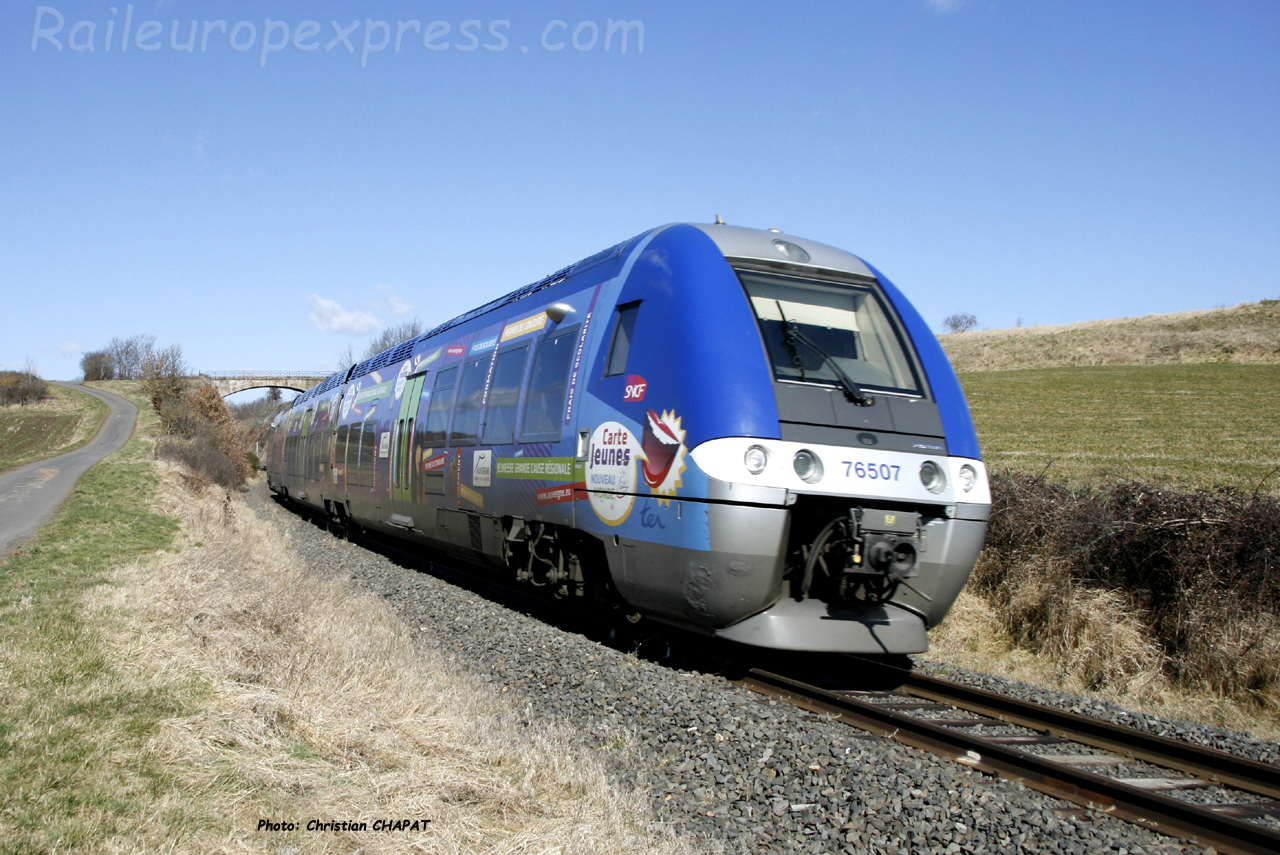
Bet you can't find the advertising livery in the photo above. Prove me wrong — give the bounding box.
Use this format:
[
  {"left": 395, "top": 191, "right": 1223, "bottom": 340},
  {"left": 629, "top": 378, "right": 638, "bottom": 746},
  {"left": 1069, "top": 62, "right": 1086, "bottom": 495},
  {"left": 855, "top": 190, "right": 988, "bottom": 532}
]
[{"left": 267, "top": 223, "right": 990, "bottom": 653}]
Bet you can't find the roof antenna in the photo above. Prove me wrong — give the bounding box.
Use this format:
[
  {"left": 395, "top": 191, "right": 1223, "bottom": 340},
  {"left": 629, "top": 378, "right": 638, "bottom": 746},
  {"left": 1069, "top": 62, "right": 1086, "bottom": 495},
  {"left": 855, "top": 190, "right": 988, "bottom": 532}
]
[{"left": 714, "top": 214, "right": 725, "bottom": 225}]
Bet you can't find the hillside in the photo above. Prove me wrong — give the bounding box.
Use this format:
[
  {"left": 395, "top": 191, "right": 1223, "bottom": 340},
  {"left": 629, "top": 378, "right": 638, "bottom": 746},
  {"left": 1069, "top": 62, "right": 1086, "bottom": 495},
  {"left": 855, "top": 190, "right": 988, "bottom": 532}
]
[
  {"left": 0, "top": 384, "right": 108, "bottom": 474},
  {"left": 939, "top": 300, "right": 1280, "bottom": 373}
]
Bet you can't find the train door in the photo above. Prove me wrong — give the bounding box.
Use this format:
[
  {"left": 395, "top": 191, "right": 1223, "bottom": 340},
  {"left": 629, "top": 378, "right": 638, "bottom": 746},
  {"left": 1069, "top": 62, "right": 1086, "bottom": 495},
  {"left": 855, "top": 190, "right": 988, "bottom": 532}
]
[
  {"left": 300, "top": 409, "right": 314, "bottom": 488},
  {"left": 391, "top": 373, "right": 426, "bottom": 527}
]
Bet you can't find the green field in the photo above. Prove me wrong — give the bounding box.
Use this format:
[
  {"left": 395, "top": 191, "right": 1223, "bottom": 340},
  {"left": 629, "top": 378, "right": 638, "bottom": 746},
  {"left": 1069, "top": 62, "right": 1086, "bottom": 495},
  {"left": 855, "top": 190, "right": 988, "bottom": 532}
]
[
  {"left": 960, "top": 363, "right": 1280, "bottom": 492},
  {"left": 0, "top": 383, "right": 198, "bottom": 850},
  {"left": 0, "top": 385, "right": 109, "bottom": 474}
]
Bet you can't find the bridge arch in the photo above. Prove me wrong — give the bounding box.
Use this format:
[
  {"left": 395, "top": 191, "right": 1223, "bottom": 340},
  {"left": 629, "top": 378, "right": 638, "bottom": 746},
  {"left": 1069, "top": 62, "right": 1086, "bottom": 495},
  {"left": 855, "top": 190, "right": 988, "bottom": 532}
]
[{"left": 196, "top": 372, "right": 331, "bottom": 398}]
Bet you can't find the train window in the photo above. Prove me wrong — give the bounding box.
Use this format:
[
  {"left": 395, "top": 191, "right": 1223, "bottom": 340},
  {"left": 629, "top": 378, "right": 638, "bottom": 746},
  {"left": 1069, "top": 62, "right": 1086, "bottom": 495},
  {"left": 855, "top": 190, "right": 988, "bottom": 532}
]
[
  {"left": 520, "top": 327, "right": 578, "bottom": 442},
  {"left": 351, "top": 423, "right": 361, "bottom": 486},
  {"left": 449, "top": 357, "right": 491, "bottom": 447},
  {"left": 421, "top": 367, "right": 457, "bottom": 445},
  {"left": 737, "top": 270, "right": 921, "bottom": 395},
  {"left": 481, "top": 346, "right": 529, "bottom": 445},
  {"left": 356, "top": 418, "right": 376, "bottom": 486},
  {"left": 604, "top": 303, "right": 640, "bottom": 376},
  {"left": 336, "top": 424, "right": 349, "bottom": 478}
]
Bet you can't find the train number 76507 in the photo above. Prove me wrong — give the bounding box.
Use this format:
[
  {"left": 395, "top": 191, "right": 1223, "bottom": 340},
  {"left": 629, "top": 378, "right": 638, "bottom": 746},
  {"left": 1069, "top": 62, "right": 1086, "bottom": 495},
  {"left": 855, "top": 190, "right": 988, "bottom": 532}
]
[{"left": 841, "top": 461, "right": 901, "bottom": 481}]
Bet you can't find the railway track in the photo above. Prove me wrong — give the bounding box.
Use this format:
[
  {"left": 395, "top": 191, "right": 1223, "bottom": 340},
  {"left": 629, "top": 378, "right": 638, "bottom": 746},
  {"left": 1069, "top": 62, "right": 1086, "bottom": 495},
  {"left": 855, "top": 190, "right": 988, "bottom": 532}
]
[
  {"left": 281, "top": 497, "right": 1280, "bottom": 854},
  {"left": 739, "top": 665, "right": 1280, "bottom": 855}
]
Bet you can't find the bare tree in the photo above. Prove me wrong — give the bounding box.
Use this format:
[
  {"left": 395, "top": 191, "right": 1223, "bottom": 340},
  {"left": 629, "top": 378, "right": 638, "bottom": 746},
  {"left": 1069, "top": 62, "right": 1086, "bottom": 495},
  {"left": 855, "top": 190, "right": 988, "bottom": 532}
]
[
  {"left": 335, "top": 342, "right": 356, "bottom": 372},
  {"left": 105, "top": 334, "right": 156, "bottom": 379},
  {"left": 361, "top": 319, "right": 424, "bottom": 361},
  {"left": 266, "top": 386, "right": 282, "bottom": 403},
  {"left": 80, "top": 350, "right": 116, "bottom": 381},
  {"left": 139, "top": 343, "right": 189, "bottom": 412},
  {"left": 942, "top": 312, "right": 978, "bottom": 334}
]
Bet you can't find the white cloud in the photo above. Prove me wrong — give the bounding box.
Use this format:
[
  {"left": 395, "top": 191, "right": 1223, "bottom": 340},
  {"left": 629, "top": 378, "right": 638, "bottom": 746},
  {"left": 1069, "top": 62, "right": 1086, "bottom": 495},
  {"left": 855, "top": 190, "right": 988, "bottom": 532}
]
[
  {"left": 378, "top": 285, "right": 415, "bottom": 318},
  {"left": 58, "top": 341, "right": 80, "bottom": 354},
  {"left": 927, "top": 0, "right": 965, "bottom": 13},
  {"left": 307, "top": 295, "right": 380, "bottom": 335},
  {"left": 387, "top": 294, "right": 414, "bottom": 317}
]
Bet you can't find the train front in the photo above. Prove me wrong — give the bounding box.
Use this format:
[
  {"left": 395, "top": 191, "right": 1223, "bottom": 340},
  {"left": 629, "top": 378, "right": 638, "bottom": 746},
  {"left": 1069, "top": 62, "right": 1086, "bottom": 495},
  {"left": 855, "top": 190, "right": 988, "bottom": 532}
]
[{"left": 600, "top": 223, "right": 989, "bottom": 654}]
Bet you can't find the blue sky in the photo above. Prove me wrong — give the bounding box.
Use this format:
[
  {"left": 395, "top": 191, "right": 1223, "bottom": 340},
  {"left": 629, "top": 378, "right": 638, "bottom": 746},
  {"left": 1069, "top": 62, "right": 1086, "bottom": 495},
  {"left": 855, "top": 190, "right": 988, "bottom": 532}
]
[{"left": 3, "top": 1, "right": 1277, "bottom": 381}]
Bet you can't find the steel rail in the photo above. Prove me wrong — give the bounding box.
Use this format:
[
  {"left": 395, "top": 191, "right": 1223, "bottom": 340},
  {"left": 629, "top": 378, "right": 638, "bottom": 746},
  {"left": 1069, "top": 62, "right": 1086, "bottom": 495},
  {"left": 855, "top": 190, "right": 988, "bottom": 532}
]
[
  {"left": 739, "top": 668, "right": 1280, "bottom": 855},
  {"left": 872, "top": 665, "right": 1280, "bottom": 801}
]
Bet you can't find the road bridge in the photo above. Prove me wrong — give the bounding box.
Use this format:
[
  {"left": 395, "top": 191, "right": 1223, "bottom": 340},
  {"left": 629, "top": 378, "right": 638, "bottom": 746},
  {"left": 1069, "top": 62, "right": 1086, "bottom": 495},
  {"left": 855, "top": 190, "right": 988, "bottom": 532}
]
[{"left": 196, "top": 371, "right": 332, "bottom": 397}]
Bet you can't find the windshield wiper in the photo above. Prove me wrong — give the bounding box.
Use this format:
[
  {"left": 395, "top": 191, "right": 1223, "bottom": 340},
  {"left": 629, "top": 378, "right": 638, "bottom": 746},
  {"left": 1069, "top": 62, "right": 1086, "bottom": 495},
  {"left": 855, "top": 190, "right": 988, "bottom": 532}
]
[{"left": 776, "top": 303, "right": 876, "bottom": 407}]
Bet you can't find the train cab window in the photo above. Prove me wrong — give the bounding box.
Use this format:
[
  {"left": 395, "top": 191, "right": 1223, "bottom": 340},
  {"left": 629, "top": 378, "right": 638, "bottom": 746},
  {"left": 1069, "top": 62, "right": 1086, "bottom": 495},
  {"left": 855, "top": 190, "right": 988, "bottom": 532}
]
[
  {"left": 481, "top": 346, "right": 529, "bottom": 445},
  {"left": 421, "top": 367, "right": 457, "bottom": 445},
  {"left": 520, "top": 327, "right": 578, "bottom": 442},
  {"left": 737, "top": 270, "right": 921, "bottom": 395},
  {"left": 449, "top": 357, "right": 491, "bottom": 447},
  {"left": 604, "top": 303, "right": 640, "bottom": 376}
]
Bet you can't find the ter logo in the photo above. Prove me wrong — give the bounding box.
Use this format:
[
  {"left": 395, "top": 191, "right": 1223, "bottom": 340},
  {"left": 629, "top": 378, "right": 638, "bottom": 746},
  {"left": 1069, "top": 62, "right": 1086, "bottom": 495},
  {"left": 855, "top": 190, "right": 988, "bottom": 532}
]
[{"left": 623, "top": 374, "right": 647, "bottom": 402}]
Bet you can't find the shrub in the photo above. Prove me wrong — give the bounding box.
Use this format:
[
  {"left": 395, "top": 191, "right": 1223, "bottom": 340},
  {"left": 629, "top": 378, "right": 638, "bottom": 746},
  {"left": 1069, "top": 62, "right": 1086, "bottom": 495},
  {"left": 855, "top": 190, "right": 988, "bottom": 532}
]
[
  {"left": 942, "top": 312, "right": 978, "bottom": 334},
  {"left": 973, "top": 469, "right": 1280, "bottom": 697},
  {"left": 139, "top": 344, "right": 189, "bottom": 412},
  {"left": 80, "top": 350, "right": 116, "bottom": 381},
  {"left": 152, "top": 380, "right": 250, "bottom": 490},
  {"left": 0, "top": 362, "right": 48, "bottom": 406},
  {"left": 156, "top": 436, "right": 241, "bottom": 490}
]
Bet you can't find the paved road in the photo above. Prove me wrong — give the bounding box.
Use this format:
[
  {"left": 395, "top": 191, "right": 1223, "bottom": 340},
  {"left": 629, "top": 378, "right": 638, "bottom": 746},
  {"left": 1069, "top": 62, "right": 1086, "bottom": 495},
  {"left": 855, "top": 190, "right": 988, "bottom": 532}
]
[{"left": 0, "top": 382, "right": 137, "bottom": 560}]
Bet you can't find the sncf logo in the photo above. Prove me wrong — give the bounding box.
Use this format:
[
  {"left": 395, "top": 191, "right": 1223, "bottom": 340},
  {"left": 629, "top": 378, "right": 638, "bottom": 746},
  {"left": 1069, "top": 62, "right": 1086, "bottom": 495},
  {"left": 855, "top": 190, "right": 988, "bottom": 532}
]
[{"left": 623, "top": 374, "right": 647, "bottom": 402}]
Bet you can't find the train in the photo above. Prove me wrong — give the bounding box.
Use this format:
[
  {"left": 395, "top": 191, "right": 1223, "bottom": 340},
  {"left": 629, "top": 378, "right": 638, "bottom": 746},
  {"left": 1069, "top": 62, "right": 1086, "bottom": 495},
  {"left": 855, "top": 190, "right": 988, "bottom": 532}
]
[{"left": 265, "top": 222, "right": 990, "bottom": 653}]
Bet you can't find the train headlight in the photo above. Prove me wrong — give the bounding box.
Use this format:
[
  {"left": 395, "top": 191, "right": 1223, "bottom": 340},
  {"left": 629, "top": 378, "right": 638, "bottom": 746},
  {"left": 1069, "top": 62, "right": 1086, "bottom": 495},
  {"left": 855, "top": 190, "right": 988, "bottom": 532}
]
[
  {"left": 793, "top": 449, "right": 824, "bottom": 483},
  {"left": 958, "top": 464, "right": 978, "bottom": 493},
  {"left": 920, "top": 460, "right": 947, "bottom": 493},
  {"left": 744, "top": 445, "right": 769, "bottom": 475}
]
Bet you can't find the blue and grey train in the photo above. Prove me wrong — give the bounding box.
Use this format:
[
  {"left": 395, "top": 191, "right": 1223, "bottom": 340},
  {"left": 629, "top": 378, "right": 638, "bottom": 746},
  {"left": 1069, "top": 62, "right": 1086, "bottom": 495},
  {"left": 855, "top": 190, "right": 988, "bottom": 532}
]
[{"left": 265, "top": 223, "right": 990, "bottom": 653}]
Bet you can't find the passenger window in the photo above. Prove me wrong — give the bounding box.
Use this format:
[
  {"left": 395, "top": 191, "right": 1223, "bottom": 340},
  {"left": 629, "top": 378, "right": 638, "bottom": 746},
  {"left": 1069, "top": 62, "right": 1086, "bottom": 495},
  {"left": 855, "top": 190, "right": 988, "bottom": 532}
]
[
  {"left": 421, "top": 367, "right": 457, "bottom": 445},
  {"left": 358, "top": 419, "right": 377, "bottom": 486},
  {"left": 368, "top": 420, "right": 380, "bottom": 483},
  {"left": 604, "top": 303, "right": 640, "bottom": 376},
  {"left": 336, "top": 424, "right": 349, "bottom": 477},
  {"left": 351, "top": 424, "right": 363, "bottom": 485},
  {"left": 449, "top": 357, "right": 491, "bottom": 446},
  {"left": 520, "top": 328, "right": 578, "bottom": 441},
  {"left": 481, "top": 346, "right": 529, "bottom": 445}
]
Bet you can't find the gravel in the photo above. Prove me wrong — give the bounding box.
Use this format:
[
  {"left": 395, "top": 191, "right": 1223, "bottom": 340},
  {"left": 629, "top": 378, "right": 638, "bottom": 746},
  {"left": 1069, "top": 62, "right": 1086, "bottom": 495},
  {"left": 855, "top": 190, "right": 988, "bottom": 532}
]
[
  {"left": 248, "top": 485, "right": 1236, "bottom": 854},
  {"left": 912, "top": 660, "right": 1280, "bottom": 767}
]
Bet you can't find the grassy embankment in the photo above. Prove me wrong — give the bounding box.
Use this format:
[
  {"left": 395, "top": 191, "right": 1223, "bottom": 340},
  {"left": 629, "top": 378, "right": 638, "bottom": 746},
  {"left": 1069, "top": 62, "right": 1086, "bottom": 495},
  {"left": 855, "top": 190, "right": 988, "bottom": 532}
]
[
  {"left": 964, "top": 363, "right": 1280, "bottom": 492},
  {"left": 1, "top": 381, "right": 680, "bottom": 854},
  {"left": 0, "top": 383, "right": 109, "bottom": 473},
  {"left": 943, "top": 299, "right": 1280, "bottom": 374},
  {"left": 930, "top": 302, "right": 1280, "bottom": 736}
]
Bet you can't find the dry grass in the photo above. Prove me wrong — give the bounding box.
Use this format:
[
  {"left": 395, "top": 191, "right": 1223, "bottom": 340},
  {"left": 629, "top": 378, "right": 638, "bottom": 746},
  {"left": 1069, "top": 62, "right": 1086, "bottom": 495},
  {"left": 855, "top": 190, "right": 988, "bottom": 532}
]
[
  {"left": 940, "top": 299, "right": 1280, "bottom": 373},
  {"left": 83, "top": 466, "right": 687, "bottom": 854},
  {"left": 928, "top": 304, "right": 1280, "bottom": 738},
  {"left": 929, "top": 468, "right": 1280, "bottom": 742},
  {"left": 929, "top": 590, "right": 1280, "bottom": 742}
]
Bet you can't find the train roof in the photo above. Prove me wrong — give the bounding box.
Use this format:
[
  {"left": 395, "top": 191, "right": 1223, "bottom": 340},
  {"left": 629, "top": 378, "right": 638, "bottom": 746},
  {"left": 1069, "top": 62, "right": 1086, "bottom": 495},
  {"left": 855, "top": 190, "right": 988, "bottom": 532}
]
[
  {"left": 690, "top": 223, "right": 876, "bottom": 279},
  {"left": 296, "top": 222, "right": 876, "bottom": 407}
]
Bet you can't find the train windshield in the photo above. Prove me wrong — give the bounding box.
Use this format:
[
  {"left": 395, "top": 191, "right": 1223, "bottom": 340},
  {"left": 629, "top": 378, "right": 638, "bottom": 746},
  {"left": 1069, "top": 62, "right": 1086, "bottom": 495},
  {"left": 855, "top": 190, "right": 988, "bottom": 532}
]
[{"left": 737, "top": 270, "right": 921, "bottom": 395}]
